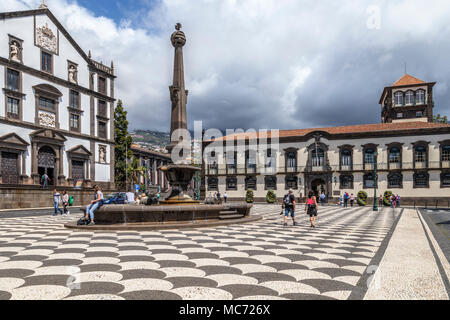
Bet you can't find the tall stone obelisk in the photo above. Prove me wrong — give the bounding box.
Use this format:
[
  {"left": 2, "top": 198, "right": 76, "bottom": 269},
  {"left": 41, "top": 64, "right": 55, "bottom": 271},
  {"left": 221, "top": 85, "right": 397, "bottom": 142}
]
[{"left": 167, "top": 23, "right": 189, "bottom": 154}]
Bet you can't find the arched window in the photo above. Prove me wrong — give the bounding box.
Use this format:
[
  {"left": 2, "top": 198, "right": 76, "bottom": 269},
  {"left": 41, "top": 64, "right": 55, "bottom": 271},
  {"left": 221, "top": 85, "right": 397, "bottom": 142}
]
[
  {"left": 207, "top": 177, "right": 218, "bottom": 191},
  {"left": 364, "top": 148, "right": 375, "bottom": 164},
  {"left": 285, "top": 175, "right": 298, "bottom": 190},
  {"left": 245, "top": 176, "right": 257, "bottom": 190},
  {"left": 364, "top": 173, "right": 377, "bottom": 188},
  {"left": 388, "top": 173, "right": 403, "bottom": 188},
  {"left": 441, "top": 173, "right": 450, "bottom": 187},
  {"left": 286, "top": 152, "right": 297, "bottom": 169},
  {"left": 312, "top": 149, "right": 324, "bottom": 167},
  {"left": 405, "top": 91, "right": 414, "bottom": 105},
  {"left": 266, "top": 149, "right": 276, "bottom": 168},
  {"left": 246, "top": 151, "right": 257, "bottom": 173},
  {"left": 226, "top": 152, "right": 236, "bottom": 174},
  {"left": 389, "top": 147, "right": 401, "bottom": 163},
  {"left": 442, "top": 145, "right": 450, "bottom": 162},
  {"left": 394, "top": 92, "right": 404, "bottom": 106},
  {"left": 415, "top": 146, "right": 427, "bottom": 163},
  {"left": 340, "top": 175, "right": 353, "bottom": 189},
  {"left": 226, "top": 177, "right": 237, "bottom": 190},
  {"left": 416, "top": 90, "right": 425, "bottom": 105},
  {"left": 414, "top": 172, "right": 429, "bottom": 188},
  {"left": 341, "top": 149, "right": 352, "bottom": 167}
]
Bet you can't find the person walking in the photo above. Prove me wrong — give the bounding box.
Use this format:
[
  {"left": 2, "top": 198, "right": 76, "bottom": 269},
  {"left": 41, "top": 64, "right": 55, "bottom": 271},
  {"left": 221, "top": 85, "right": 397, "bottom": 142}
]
[
  {"left": 350, "top": 193, "right": 355, "bottom": 207},
  {"left": 343, "top": 192, "right": 349, "bottom": 208},
  {"left": 42, "top": 173, "right": 50, "bottom": 188},
  {"left": 223, "top": 192, "right": 228, "bottom": 203},
  {"left": 320, "top": 192, "right": 326, "bottom": 206},
  {"left": 305, "top": 191, "right": 318, "bottom": 228},
  {"left": 216, "top": 191, "right": 222, "bottom": 204},
  {"left": 283, "top": 189, "right": 297, "bottom": 227},
  {"left": 53, "top": 189, "right": 63, "bottom": 216},
  {"left": 379, "top": 195, "right": 384, "bottom": 207},
  {"left": 62, "top": 190, "right": 70, "bottom": 215},
  {"left": 396, "top": 194, "right": 401, "bottom": 208},
  {"left": 391, "top": 194, "right": 396, "bottom": 208},
  {"left": 87, "top": 185, "right": 104, "bottom": 226}
]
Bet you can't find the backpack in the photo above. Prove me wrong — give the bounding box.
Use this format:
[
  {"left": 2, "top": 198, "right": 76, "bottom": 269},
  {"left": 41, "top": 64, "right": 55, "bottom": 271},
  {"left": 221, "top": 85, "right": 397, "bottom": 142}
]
[
  {"left": 284, "top": 194, "right": 293, "bottom": 206},
  {"left": 68, "top": 196, "right": 74, "bottom": 206},
  {"left": 77, "top": 217, "right": 90, "bottom": 226}
]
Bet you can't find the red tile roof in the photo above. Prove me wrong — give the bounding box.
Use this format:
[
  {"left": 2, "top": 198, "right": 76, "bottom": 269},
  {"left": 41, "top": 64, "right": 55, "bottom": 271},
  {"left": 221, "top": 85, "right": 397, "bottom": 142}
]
[
  {"left": 131, "top": 144, "right": 171, "bottom": 159},
  {"left": 211, "top": 121, "right": 450, "bottom": 141},
  {"left": 393, "top": 74, "right": 426, "bottom": 87}
]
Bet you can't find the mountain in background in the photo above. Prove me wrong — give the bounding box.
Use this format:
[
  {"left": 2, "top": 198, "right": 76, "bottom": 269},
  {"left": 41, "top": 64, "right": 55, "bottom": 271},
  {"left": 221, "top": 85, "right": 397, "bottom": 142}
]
[{"left": 131, "top": 130, "right": 170, "bottom": 151}]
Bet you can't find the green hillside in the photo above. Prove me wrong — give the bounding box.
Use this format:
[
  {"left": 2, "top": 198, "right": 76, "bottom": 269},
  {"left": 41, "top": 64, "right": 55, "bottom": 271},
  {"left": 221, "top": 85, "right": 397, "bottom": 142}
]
[{"left": 131, "top": 130, "right": 170, "bottom": 147}]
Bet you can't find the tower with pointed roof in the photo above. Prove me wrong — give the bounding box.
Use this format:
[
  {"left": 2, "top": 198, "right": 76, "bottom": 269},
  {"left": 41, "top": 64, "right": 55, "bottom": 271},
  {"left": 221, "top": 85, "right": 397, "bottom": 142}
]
[{"left": 379, "top": 74, "right": 436, "bottom": 123}]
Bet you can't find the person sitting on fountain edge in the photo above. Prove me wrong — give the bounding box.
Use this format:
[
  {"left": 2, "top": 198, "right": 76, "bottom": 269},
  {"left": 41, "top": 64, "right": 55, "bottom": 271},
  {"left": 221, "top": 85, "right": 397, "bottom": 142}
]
[{"left": 86, "top": 185, "right": 104, "bottom": 226}]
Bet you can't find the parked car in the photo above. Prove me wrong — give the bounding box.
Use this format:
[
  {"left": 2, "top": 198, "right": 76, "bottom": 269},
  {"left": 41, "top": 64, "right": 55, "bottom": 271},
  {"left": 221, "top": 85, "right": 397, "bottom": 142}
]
[{"left": 103, "top": 192, "right": 127, "bottom": 205}]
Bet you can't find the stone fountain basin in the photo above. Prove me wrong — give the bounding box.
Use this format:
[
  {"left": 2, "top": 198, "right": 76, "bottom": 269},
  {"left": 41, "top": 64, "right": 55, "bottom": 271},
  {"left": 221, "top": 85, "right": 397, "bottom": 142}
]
[{"left": 78, "top": 203, "right": 252, "bottom": 225}]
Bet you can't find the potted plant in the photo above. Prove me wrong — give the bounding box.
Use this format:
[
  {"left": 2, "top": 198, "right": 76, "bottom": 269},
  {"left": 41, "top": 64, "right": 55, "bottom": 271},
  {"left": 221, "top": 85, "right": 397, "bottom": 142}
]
[
  {"left": 383, "top": 190, "right": 393, "bottom": 206},
  {"left": 357, "top": 191, "right": 368, "bottom": 206},
  {"left": 266, "top": 190, "right": 277, "bottom": 204},
  {"left": 246, "top": 190, "right": 254, "bottom": 203}
]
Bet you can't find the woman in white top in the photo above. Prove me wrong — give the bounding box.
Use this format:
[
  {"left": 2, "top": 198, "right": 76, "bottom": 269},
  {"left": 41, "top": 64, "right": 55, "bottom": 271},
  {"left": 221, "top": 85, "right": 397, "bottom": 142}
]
[{"left": 62, "top": 190, "right": 70, "bottom": 215}]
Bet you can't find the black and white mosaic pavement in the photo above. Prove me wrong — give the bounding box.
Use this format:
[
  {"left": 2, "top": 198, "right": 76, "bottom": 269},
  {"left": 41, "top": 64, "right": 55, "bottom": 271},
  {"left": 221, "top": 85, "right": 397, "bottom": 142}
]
[{"left": 0, "top": 205, "right": 401, "bottom": 300}]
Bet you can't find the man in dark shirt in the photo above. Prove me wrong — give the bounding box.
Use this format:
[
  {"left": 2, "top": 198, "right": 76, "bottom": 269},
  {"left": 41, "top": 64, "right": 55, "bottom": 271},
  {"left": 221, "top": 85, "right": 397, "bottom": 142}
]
[{"left": 283, "top": 189, "right": 297, "bottom": 227}]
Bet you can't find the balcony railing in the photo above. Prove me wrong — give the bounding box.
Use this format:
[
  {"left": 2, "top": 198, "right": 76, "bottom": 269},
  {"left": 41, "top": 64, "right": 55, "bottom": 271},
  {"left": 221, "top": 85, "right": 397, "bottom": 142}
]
[{"left": 204, "top": 161, "right": 445, "bottom": 175}]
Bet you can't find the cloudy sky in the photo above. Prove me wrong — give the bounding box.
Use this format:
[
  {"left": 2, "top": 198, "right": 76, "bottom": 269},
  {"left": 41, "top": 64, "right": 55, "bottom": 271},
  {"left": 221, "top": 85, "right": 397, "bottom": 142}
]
[{"left": 2, "top": 0, "right": 450, "bottom": 132}]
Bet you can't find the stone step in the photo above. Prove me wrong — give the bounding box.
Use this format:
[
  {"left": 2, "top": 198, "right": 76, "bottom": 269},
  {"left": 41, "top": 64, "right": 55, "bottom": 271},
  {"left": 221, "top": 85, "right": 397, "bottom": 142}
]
[
  {"left": 219, "top": 214, "right": 245, "bottom": 220},
  {"left": 220, "top": 210, "right": 238, "bottom": 215}
]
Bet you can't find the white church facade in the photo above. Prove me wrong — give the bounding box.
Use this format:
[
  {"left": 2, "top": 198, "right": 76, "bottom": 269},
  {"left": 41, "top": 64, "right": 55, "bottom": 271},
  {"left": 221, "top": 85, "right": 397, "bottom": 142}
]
[{"left": 0, "top": 5, "right": 115, "bottom": 190}]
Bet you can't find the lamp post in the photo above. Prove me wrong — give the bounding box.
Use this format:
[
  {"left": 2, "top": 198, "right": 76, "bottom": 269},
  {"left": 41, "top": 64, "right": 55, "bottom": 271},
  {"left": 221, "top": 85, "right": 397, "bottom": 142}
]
[{"left": 373, "top": 151, "right": 378, "bottom": 212}]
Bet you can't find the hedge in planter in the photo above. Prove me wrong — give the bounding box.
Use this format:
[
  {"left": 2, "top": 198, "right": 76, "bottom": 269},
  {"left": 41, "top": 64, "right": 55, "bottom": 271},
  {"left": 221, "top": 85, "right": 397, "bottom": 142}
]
[
  {"left": 357, "top": 191, "right": 368, "bottom": 206},
  {"left": 383, "top": 190, "right": 393, "bottom": 206},
  {"left": 266, "top": 190, "right": 277, "bottom": 204},
  {"left": 246, "top": 190, "right": 254, "bottom": 203}
]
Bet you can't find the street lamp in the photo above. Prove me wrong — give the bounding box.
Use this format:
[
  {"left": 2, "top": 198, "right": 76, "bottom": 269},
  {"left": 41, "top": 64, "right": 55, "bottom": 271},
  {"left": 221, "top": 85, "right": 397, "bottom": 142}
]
[{"left": 373, "top": 151, "right": 378, "bottom": 212}]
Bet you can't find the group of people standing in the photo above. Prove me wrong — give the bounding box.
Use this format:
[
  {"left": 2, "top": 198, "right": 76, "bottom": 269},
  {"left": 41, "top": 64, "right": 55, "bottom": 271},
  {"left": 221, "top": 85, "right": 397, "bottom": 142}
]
[
  {"left": 379, "top": 194, "right": 401, "bottom": 208},
  {"left": 208, "top": 191, "right": 228, "bottom": 204},
  {"left": 338, "top": 192, "right": 356, "bottom": 208},
  {"left": 52, "top": 189, "right": 71, "bottom": 216}
]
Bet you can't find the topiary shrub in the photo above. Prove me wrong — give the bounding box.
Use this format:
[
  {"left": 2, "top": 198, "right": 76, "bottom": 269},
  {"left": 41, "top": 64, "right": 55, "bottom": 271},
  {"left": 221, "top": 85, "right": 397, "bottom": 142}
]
[
  {"left": 383, "top": 190, "right": 393, "bottom": 206},
  {"left": 266, "top": 190, "right": 277, "bottom": 204},
  {"left": 246, "top": 190, "right": 254, "bottom": 203},
  {"left": 357, "top": 191, "right": 368, "bottom": 206}
]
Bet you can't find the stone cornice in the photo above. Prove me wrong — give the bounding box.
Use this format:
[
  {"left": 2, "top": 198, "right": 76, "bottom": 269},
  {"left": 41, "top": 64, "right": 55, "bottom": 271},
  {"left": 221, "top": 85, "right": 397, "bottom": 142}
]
[{"left": 0, "top": 117, "right": 114, "bottom": 145}]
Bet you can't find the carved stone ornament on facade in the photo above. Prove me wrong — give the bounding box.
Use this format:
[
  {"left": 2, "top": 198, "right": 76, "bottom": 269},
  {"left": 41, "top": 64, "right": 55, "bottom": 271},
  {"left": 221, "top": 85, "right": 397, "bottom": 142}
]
[
  {"left": 10, "top": 41, "right": 21, "bottom": 62},
  {"left": 38, "top": 110, "right": 56, "bottom": 128},
  {"left": 36, "top": 23, "right": 57, "bottom": 54},
  {"left": 68, "top": 65, "right": 77, "bottom": 83},
  {"left": 99, "top": 145, "right": 107, "bottom": 164}
]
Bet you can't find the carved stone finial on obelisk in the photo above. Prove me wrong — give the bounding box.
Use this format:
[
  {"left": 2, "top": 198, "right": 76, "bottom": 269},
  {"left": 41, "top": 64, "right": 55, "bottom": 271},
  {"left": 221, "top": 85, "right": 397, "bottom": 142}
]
[{"left": 167, "top": 23, "right": 188, "bottom": 154}]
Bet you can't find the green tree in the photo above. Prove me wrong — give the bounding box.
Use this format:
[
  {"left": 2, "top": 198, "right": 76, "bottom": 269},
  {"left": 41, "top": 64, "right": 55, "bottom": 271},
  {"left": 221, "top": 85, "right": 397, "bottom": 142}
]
[
  {"left": 127, "top": 156, "right": 145, "bottom": 188},
  {"left": 433, "top": 114, "right": 448, "bottom": 124},
  {"left": 114, "top": 99, "right": 133, "bottom": 190}
]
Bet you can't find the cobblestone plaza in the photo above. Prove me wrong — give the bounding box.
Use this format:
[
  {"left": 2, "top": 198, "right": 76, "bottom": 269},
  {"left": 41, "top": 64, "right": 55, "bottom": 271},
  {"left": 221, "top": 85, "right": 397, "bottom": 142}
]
[{"left": 0, "top": 205, "right": 448, "bottom": 300}]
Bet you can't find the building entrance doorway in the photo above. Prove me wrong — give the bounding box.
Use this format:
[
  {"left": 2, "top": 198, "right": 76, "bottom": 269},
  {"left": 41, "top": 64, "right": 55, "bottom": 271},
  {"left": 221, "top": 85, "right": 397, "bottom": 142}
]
[
  {"left": 1, "top": 152, "right": 19, "bottom": 184},
  {"left": 38, "top": 146, "right": 56, "bottom": 186},
  {"left": 311, "top": 178, "right": 326, "bottom": 199}
]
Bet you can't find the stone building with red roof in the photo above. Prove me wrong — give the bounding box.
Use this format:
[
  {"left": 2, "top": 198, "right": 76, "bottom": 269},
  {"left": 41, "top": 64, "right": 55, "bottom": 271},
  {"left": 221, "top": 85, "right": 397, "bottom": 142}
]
[{"left": 202, "top": 74, "right": 450, "bottom": 205}]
